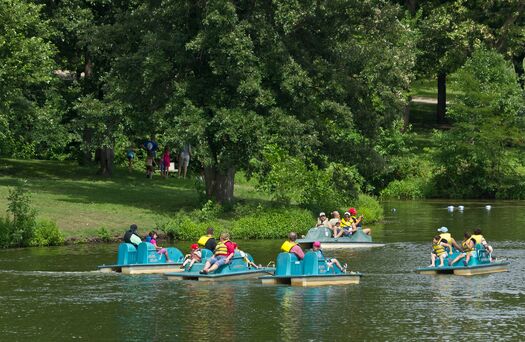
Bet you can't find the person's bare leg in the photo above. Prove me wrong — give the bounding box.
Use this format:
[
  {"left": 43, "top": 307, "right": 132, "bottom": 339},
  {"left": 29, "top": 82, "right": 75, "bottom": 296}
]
[
  {"left": 202, "top": 260, "right": 212, "bottom": 272},
  {"left": 438, "top": 254, "right": 445, "bottom": 267},
  {"left": 183, "top": 162, "right": 188, "bottom": 178},
  {"left": 363, "top": 228, "right": 371, "bottom": 235},
  {"left": 332, "top": 258, "right": 344, "bottom": 271},
  {"left": 207, "top": 262, "right": 220, "bottom": 273},
  {"left": 430, "top": 253, "right": 436, "bottom": 267}
]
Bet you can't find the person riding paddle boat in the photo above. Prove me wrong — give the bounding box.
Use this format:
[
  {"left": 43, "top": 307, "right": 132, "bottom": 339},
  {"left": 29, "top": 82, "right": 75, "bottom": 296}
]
[
  {"left": 348, "top": 207, "right": 372, "bottom": 236},
  {"left": 448, "top": 232, "right": 475, "bottom": 266},
  {"left": 436, "top": 226, "right": 462, "bottom": 251},
  {"left": 200, "top": 232, "right": 235, "bottom": 274},
  {"left": 197, "top": 227, "right": 217, "bottom": 251},
  {"left": 471, "top": 228, "right": 494, "bottom": 254},
  {"left": 123, "top": 224, "right": 142, "bottom": 247},
  {"left": 281, "top": 232, "right": 305, "bottom": 260},
  {"left": 430, "top": 235, "right": 452, "bottom": 268},
  {"left": 312, "top": 241, "right": 346, "bottom": 273}
]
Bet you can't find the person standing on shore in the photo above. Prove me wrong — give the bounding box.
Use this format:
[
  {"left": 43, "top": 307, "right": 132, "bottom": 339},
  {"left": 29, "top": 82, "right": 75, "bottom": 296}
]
[{"left": 178, "top": 143, "right": 192, "bottom": 178}]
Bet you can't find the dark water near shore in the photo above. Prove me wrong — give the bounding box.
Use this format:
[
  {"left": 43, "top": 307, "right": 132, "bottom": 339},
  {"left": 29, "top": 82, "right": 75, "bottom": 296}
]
[{"left": 1, "top": 200, "right": 524, "bottom": 341}]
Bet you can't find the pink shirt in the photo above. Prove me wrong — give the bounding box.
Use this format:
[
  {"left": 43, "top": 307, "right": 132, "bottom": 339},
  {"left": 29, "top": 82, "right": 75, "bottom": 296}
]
[
  {"left": 163, "top": 152, "right": 170, "bottom": 166},
  {"left": 290, "top": 245, "right": 305, "bottom": 260}
]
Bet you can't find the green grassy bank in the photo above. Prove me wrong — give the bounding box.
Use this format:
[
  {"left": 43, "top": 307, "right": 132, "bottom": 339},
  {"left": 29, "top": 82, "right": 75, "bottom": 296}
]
[{"left": 0, "top": 159, "right": 381, "bottom": 243}]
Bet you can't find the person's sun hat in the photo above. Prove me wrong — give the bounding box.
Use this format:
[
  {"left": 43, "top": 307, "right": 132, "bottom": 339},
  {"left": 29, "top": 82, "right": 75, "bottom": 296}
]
[
  {"left": 319, "top": 212, "right": 326, "bottom": 217},
  {"left": 437, "top": 227, "right": 448, "bottom": 233},
  {"left": 313, "top": 241, "right": 321, "bottom": 247},
  {"left": 348, "top": 208, "right": 357, "bottom": 216},
  {"left": 343, "top": 212, "right": 350, "bottom": 216},
  {"left": 191, "top": 243, "right": 199, "bottom": 249}
]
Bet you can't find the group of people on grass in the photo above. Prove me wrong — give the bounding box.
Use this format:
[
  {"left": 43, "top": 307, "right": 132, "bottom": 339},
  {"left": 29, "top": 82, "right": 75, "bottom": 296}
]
[
  {"left": 126, "top": 136, "right": 192, "bottom": 179},
  {"left": 316, "top": 208, "right": 372, "bottom": 237},
  {"left": 281, "top": 232, "right": 348, "bottom": 273},
  {"left": 430, "top": 226, "right": 494, "bottom": 268}
]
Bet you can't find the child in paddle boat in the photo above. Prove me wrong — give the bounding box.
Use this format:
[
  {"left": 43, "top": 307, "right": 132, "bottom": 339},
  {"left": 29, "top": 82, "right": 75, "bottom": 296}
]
[
  {"left": 149, "top": 231, "right": 172, "bottom": 263},
  {"left": 430, "top": 235, "right": 452, "bottom": 268},
  {"left": 448, "top": 232, "right": 475, "bottom": 267},
  {"left": 312, "top": 241, "right": 347, "bottom": 273},
  {"left": 334, "top": 212, "right": 355, "bottom": 238},
  {"left": 348, "top": 207, "right": 372, "bottom": 236},
  {"left": 236, "top": 246, "right": 260, "bottom": 269},
  {"left": 181, "top": 243, "right": 202, "bottom": 270}
]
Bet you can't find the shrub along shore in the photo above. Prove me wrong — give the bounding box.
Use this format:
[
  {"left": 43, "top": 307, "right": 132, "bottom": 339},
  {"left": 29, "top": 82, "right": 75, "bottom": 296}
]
[{"left": 0, "top": 159, "right": 383, "bottom": 247}]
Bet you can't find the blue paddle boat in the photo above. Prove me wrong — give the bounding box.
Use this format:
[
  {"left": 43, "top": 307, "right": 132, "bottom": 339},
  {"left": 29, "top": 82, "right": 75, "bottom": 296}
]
[
  {"left": 415, "top": 244, "right": 509, "bottom": 276},
  {"left": 98, "top": 242, "right": 184, "bottom": 274},
  {"left": 260, "top": 251, "right": 362, "bottom": 286},
  {"left": 297, "top": 227, "right": 385, "bottom": 249},
  {"left": 164, "top": 249, "right": 274, "bottom": 281}
]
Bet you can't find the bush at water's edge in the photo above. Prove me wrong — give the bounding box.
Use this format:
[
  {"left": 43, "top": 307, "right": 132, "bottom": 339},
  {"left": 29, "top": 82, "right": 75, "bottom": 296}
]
[{"left": 156, "top": 195, "right": 383, "bottom": 241}]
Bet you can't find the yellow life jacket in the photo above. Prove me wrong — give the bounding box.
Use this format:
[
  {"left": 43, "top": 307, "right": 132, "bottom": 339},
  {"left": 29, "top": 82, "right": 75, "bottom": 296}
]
[
  {"left": 471, "top": 234, "right": 484, "bottom": 244},
  {"left": 214, "top": 240, "right": 230, "bottom": 256},
  {"left": 197, "top": 235, "right": 212, "bottom": 248},
  {"left": 462, "top": 238, "right": 474, "bottom": 253},
  {"left": 432, "top": 243, "right": 446, "bottom": 256},
  {"left": 341, "top": 218, "right": 353, "bottom": 228},
  {"left": 438, "top": 233, "right": 452, "bottom": 244},
  {"left": 281, "top": 240, "right": 297, "bottom": 252}
]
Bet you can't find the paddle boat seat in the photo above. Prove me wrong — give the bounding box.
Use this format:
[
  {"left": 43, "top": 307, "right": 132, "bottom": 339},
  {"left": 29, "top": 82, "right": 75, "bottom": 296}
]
[
  {"left": 303, "top": 251, "right": 338, "bottom": 275},
  {"left": 117, "top": 243, "right": 138, "bottom": 265},
  {"left": 274, "top": 253, "right": 302, "bottom": 276},
  {"left": 474, "top": 243, "right": 491, "bottom": 263}
]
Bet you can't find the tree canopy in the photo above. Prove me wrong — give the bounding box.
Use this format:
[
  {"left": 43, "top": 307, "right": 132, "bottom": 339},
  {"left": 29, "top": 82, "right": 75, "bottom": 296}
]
[{"left": 1, "top": 0, "right": 525, "bottom": 202}]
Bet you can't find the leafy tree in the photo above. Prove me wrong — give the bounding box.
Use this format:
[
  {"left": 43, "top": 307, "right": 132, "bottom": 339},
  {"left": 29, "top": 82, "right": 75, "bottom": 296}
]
[
  {"left": 106, "top": 0, "right": 416, "bottom": 203},
  {"left": 398, "top": 0, "right": 525, "bottom": 123},
  {"left": 0, "top": 0, "right": 63, "bottom": 158},
  {"left": 432, "top": 49, "right": 525, "bottom": 198}
]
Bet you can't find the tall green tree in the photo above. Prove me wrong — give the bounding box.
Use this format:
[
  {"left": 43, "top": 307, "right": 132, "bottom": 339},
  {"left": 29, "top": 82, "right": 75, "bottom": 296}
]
[
  {"left": 432, "top": 49, "right": 525, "bottom": 198},
  {"left": 0, "top": 0, "right": 62, "bottom": 158},
  {"left": 107, "top": 0, "right": 416, "bottom": 203}
]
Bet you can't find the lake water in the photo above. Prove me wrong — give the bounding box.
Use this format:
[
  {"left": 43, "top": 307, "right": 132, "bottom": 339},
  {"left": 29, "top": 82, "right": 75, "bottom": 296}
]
[{"left": 1, "top": 200, "right": 524, "bottom": 341}]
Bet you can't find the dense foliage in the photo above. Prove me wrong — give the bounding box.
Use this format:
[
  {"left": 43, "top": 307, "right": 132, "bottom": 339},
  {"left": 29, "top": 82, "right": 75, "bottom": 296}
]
[{"left": 1, "top": 0, "right": 525, "bottom": 203}]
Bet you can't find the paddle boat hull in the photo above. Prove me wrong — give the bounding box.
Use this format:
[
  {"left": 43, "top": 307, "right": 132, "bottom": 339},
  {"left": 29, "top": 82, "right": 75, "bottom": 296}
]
[
  {"left": 297, "top": 227, "right": 385, "bottom": 249},
  {"left": 165, "top": 249, "right": 274, "bottom": 282},
  {"left": 415, "top": 244, "right": 510, "bottom": 276},
  {"left": 260, "top": 251, "right": 363, "bottom": 287},
  {"left": 98, "top": 242, "right": 184, "bottom": 275}
]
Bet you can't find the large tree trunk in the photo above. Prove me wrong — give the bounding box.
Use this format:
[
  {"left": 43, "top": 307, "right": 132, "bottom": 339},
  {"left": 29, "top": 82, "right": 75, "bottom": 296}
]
[
  {"left": 437, "top": 72, "right": 447, "bottom": 124},
  {"left": 405, "top": 0, "right": 418, "bottom": 15},
  {"left": 96, "top": 147, "right": 114, "bottom": 176},
  {"left": 204, "top": 166, "right": 235, "bottom": 204}
]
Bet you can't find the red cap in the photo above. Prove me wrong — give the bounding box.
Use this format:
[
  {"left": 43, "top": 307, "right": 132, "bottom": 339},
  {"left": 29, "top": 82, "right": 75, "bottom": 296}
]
[
  {"left": 349, "top": 208, "right": 357, "bottom": 215},
  {"left": 191, "top": 243, "right": 199, "bottom": 250}
]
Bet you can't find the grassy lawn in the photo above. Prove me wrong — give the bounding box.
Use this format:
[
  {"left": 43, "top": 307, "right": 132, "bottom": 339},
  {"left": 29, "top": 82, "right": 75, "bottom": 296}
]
[
  {"left": 0, "top": 159, "right": 263, "bottom": 239},
  {"left": 410, "top": 75, "right": 462, "bottom": 101}
]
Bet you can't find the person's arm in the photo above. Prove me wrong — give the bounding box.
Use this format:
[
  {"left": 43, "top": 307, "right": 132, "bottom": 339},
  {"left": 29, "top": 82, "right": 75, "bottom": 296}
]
[{"left": 441, "top": 242, "right": 453, "bottom": 254}]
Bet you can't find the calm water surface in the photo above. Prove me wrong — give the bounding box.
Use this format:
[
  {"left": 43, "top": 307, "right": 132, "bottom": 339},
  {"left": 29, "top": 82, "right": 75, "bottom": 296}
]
[{"left": 1, "top": 200, "right": 524, "bottom": 341}]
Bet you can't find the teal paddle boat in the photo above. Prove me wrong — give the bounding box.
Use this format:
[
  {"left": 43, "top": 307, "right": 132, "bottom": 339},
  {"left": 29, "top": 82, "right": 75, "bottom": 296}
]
[
  {"left": 260, "top": 251, "right": 362, "bottom": 286},
  {"left": 164, "top": 249, "right": 274, "bottom": 281},
  {"left": 297, "top": 227, "right": 385, "bottom": 249},
  {"left": 98, "top": 242, "right": 184, "bottom": 274},
  {"left": 415, "top": 244, "right": 509, "bottom": 276}
]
